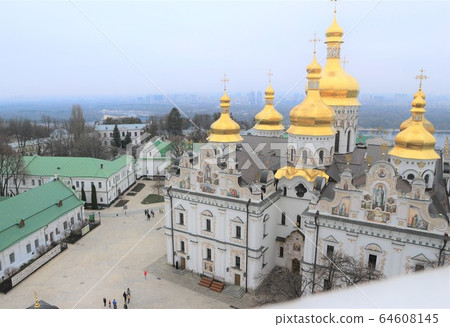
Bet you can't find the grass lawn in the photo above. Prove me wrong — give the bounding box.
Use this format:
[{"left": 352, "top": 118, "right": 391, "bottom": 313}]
[{"left": 141, "top": 194, "right": 164, "bottom": 204}]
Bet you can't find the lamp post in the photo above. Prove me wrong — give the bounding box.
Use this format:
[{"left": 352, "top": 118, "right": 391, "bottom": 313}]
[
  {"left": 438, "top": 233, "right": 448, "bottom": 267},
  {"left": 311, "top": 210, "right": 320, "bottom": 294}
]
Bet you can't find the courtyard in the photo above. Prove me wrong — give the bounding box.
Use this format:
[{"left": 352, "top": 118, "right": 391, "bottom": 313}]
[{"left": 0, "top": 180, "right": 257, "bottom": 309}]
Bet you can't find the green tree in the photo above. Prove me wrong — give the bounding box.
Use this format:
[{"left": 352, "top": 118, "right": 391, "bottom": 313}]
[
  {"left": 166, "top": 108, "right": 183, "bottom": 136},
  {"left": 81, "top": 186, "right": 87, "bottom": 209},
  {"left": 91, "top": 183, "right": 98, "bottom": 210},
  {"left": 124, "top": 132, "right": 132, "bottom": 147},
  {"left": 111, "top": 124, "right": 121, "bottom": 147}
]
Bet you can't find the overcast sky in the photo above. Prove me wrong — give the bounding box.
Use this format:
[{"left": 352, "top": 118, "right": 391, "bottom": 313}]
[{"left": 0, "top": 0, "right": 449, "bottom": 98}]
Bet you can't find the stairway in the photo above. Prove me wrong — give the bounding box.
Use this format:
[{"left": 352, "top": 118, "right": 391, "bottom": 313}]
[
  {"left": 199, "top": 276, "right": 213, "bottom": 288},
  {"left": 209, "top": 280, "right": 224, "bottom": 293},
  {"left": 223, "top": 285, "right": 246, "bottom": 298}
]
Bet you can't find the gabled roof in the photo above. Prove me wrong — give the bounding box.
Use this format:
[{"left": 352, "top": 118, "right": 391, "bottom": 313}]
[
  {"left": 23, "top": 155, "right": 133, "bottom": 179},
  {"left": 153, "top": 139, "right": 172, "bottom": 157},
  {"left": 0, "top": 180, "right": 84, "bottom": 252}
]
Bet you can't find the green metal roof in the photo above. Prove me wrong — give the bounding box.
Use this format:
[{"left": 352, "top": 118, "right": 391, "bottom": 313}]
[
  {"left": 0, "top": 197, "right": 7, "bottom": 203},
  {"left": 154, "top": 140, "right": 172, "bottom": 157},
  {"left": 23, "top": 155, "right": 133, "bottom": 179},
  {"left": 0, "top": 179, "right": 84, "bottom": 252}
]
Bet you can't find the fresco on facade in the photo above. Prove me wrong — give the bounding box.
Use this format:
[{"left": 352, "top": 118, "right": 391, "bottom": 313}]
[
  {"left": 385, "top": 196, "right": 397, "bottom": 213},
  {"left": 331, "top": 197, "right": 350, "bottom": 217},
  {"left": 365, "top": 210, "right": 391, "bottom": 223},
  {"left": 197, "top": 171, "right": 203, "bottom": 183},
  {"left": 372, "top": 183, "right": 386, "bottom": 211},
  {"left": 204, "top": 163, "right": 212, "bottom": 184},
  {"left": 179, "top": 173, "right": 190, "bottom": 189},
  {"left": 377, "top": 169, "right": 386, "bottom": 179},
  {"left": 407, "top": 206, "right": 428, "bottom": 230},
  {"left": 361, "top": 193, "right": 372, "bottom": 209},
  {"left": 226, "top": 179, "right": 240, "bottom": 198},
  {"left": 212, "top": 173, "right": 219, "bottom": 185},
  {"left": 200, "top": 184, "right": 216, "bottom": 194}
]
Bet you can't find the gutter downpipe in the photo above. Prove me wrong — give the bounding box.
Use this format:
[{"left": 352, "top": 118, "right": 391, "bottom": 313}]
[
  {"left": 245, "top": 199, "right": 251, "bottom": 293},
  {"left": 311, "top": 210, "right": 320, "bottom": 294},
  {"left": 167, "top": 186, "right": 175, "bottom": 267}
]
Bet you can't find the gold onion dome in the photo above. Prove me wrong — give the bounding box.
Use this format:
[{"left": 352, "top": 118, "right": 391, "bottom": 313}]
[
  {"left": 319, "top": 12, "right": 360, "bottom": 107},
  {"left": 400, "top": 88, "right": 434, "bottom": 134},
  {"left": 287, "top": 53, "right": 336, "bottom": 136},
  {"left": 208, "top": 92, "right": 243, "bottom": 143},
  {"left": 253, "top": 83, "right": 284, "bottom": 131},
  {"left": 389, "top": 93, "right": 439, "bottom": 160}
]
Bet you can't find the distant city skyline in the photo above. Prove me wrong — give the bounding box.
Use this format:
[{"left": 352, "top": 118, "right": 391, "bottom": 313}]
[{"left": 0, "top": 1, "right": 449, "bottom": 100}]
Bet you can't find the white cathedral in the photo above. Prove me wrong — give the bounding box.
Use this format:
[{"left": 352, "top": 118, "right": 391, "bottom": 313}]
[{"left": 163, "top": 9, "right": 449, "bottom": 293}]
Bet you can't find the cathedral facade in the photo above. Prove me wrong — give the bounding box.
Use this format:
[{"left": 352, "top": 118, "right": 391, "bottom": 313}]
[{"left": 163, "top": 9, "right": 449, "bottom": 293}]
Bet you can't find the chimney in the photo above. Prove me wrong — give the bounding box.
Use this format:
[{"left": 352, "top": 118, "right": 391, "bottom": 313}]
[
  {"left": 58, "top": 200, "right": 63, "bottom": 207},
  {"left": 100, "top": 164, "right": 103, "bottom": 169},
  {"left": 19, "top": 219, "right": 25, "bottom": 228}
]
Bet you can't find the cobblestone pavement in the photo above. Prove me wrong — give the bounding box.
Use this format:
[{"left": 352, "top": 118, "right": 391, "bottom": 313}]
[{"left": 0, "top": 180, "right": 258, "bottom": 309}]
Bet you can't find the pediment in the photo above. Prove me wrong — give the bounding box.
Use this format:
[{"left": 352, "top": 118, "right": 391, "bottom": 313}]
[
  {"left": 231, "top": 216, "right": 244, "bottom": 224},
  {"left": 323, "top": 235, "right": 338, "bottom": 244},
  {"left": 411, "top": 253, "right": 430, "bottom": 262}
]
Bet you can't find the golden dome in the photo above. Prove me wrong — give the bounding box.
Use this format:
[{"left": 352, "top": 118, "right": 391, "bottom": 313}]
[
  {"left": 208, "top": 92, "right": 243, "bottom": 143},
  {"left": 254, "top": 83, "right": 284, "bottom": 131},
  {"left": 389, "top": 93, "right": 439, "bottom": 160},
  {"left": 319, "top": 13, "right": 360, "bottom": 107},
  {"left": 275, "top": 165, "right": 329, "bottom": 183},
  {"left": 287, "top": 53, "right": 336, "bottom": 136},
  {"left": 400, "top": 88, "right": 434, "bottom": 134}
]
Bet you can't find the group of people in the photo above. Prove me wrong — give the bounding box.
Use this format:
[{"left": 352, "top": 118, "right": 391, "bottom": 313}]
[
  {"left": 103, "top": 288, "right": 131, "bottom": 309},
  {"left": 145, "top": 209, "right": 155, "bottom": 220}
]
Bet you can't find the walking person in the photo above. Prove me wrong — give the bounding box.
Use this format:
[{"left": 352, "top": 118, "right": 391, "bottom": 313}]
[
  {"left": 108, "top": 300, "right": 111, "bottom": 308},
  {"left": 127, "top": 288, "right": 131, "bottom": 297},
  {"left": 151, "top": 209, "right": 154, "bottom": 218},
  {"left": 103, "top": 297, "right": 107, "bottom": 307},
  {"left": 127, "top": 293, "right": 130, "bottom": 304},
  {"left": 113, "top": 299, "right": 117, "bottom": 309},
  {"left": 144, "top": 270, "right": 147, "bottom": 279},
  {"left": 147, "top": 212, "right": 150, "bottom": 220},
  {"left": 122, "top": 291, "right": 127, "bottom": 302}
]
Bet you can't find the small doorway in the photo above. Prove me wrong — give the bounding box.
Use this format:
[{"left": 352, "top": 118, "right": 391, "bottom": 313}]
[
  {"left": 234, "top": 274, "right": 241, "bottom": 286},
  {"left": 180, "top": 257, "right": 186, "bottom": 270},
  {"left": 50, "top": 232, "right": 54, "bottom": 243},
  {"left": 292, "top": 258, "right": 300, "bottom": 274}
]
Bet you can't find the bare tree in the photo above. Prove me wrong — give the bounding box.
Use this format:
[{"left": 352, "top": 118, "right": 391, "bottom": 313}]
[
  {"left": 313, "top": 251, "right": 384, "bottom": 292},
  {"left": 256, "top": 266, "right": 311, "bottom": 304},
  {"left": 8, "top": 118, "right": 32, "bottom": 155}
]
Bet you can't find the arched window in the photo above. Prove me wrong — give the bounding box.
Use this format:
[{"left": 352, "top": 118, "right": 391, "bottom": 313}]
[
  {"left": 290, "top": 148, "right": 295, "bottom": 162},
  {"left": 296, "top": 215, "right": 301, "bottom": 227},
  {"left": 347, "top": 129, "right": 351, "bottom": 153},
  {"left": 424, "top": 174, "right": 430, "bottom": 186},
  {"left": 302, "top": 150, "right": 308, "bottom": 165},
  {"left": 407, "top": 173, "right": 415, "bottom": 180},
  {"left": 279, "top": 246, "right": 284, "bottom": 258},
  {"left": 283, "top": 186, "right": 287, "bottom": 196},
  {"left": 335, "top": 131, "right": 340, "bottom": 153},
  {"left": 295, "top": 183, "right": 307, "bottom": 198},
  {"left": 319, "top": 150, "right": 324, "bottom": 165}
]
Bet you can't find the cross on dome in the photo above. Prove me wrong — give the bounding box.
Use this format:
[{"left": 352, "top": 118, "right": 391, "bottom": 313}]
[
  {"left": 221, "top": 73, "right": 229, "bottom": 92},
  {"left": 310, "top": 32, "right": 321, "bottom": 54},
  {"left": 415, "top": 68, "right": 427, "bottom": 90},
  {"left": 267, "top": 69, "right": 273, "bottom": 84}
]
